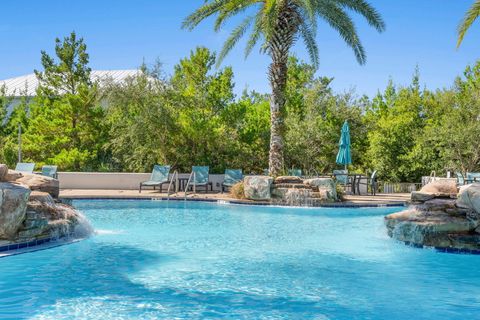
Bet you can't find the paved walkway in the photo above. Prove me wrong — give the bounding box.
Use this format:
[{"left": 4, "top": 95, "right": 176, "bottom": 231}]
[{"left": 60, "top": 189, "right": 410, "bottom": 206}]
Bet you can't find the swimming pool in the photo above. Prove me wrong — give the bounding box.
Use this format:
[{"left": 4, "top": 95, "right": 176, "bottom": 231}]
[{"left": 1, "top": 200, "right": 479, "bottom": 319}]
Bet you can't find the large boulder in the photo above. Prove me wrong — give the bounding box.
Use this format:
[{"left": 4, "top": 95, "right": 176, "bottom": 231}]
[
  {"left": 0, "top": 164, "right": 8, "bottom": 181},
  {"left": 274, "top": 176, "right": 303, "bottom": 184},
  {"left": 15, "top": 173, "right": 59, "bottom": 198},
  {"left": 244, "top": 176, "right": 273, "bottom": 200},
  {"left": 411, "top": 191, "right": 435, "bottom": 202},
  {"left": 4, "top": 170, "right": 23, "bottom": 182},
  {"left": 420, "top": 180, "right": 457, "bottom": 195},
  {"left": 457, "top": 183, "right": 480, "bottom": 215},
  {"left": 304, "top": 178, "right": 337, "bottom": 201},
  {"left": 0, "top": 183, "right": 31, "bottom": 240},
  {"left": 29, "top": 191, "right": 55, "bottom": 204},
  {"left": 385, "top": 208, "right": 478, "bottom": 249}
]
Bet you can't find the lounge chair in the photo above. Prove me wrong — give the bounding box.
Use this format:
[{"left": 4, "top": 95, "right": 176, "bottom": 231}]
[
  {"left": 186, "top": 166, "right": 212, "bottom": 193},
  {"left": 15, "top": 162, "right": 35, "bottom": 173},
  {"left": 467, "top": 172, "right": 480, "bottom": 184},
  {"left": 222, "top": 169, "right": 243, "bottom": 193},
  {"left": 356, "top": 170, "right": 378, "bottom": 196},
  {"left": 287, "top": 168, "right": 302, "bottom": 177},
  {"left": 456, "top": 172, "right": 466, "bottom": 186},
  {"left": 333, "top": 169, "right": 349, "bottom": 184},
  {"left": 41, "top": 165, "right": 58, "bottom": 179},
  {"left": 139, "top": 165, "right": 172, "bottom": 193},
  {"left": 333, "top": 169, "right": 352, "bottom": 193}
]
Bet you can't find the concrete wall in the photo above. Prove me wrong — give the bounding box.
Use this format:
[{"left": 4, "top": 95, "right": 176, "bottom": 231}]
[{"left": 58, "top": 172, "right": 227, "bottom": 191}]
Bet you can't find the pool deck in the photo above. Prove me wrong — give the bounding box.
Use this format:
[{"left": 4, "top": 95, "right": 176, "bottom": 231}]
[{"left": 60, "top": 189, "right": 410, "bottom": 207}]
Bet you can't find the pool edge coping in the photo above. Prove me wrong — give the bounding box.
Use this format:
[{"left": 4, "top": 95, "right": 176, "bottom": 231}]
[{"left": 60, "top": 196, "right": 408, "bottom": 208}]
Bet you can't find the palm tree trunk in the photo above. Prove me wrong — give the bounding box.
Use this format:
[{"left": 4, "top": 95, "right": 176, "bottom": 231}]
[
  {"left": 267, "top": 1, "right": 300, "bottom": 177},
  {"left": 268, "top": 59, "right": 288, "bottom": 176}
]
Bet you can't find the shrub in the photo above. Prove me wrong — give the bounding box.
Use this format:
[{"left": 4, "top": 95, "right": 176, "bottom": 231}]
[
  {"left": 230, "top": 182, "right": 245, "bottom": 199},
  {"left": 336, "top": 184, "right": 346, "bottom": 201}
]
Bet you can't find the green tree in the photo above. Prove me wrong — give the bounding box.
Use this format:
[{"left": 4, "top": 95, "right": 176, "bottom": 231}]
[
  {"left": 104, "top": 65, "right": 178, "bottom": 172},
  {"left": 171, "top": 47, "right": 236, "bottom": 172},
  {"left": 283, "top": 58, "right": 368, "bottom": 174},
  {"left": 365, "top": 71, "right": 429, "bottom": 182},
  {"left": 0, "top": 87, "right": 31, "bottom": 166},
  {"left": 417, "top": 62, "right": 480, "bottom": 173},
  {"left": 35, "top": 31, "right": 91, "bottom": 96},
  {"left": 0, "top": 85, "right": 10, "bottom": 136},
  {"left": 184, "top": 0, "right": 385, "bottom": 176},
  {"left": 22, "top": 32, "right": 106, "bottom": 170},
  {"left": 222, "top": 90, "right": 271, "bottom": 173},
  {"left": 457, "top": 0, "right": 480, "bottom": 47}
]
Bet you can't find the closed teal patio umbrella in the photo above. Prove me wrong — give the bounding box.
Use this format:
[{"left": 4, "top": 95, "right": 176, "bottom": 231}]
[{"left": 336, "top": 121, "right": 352, "bottom": 169}]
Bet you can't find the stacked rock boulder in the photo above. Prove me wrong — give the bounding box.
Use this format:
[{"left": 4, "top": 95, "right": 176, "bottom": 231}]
[
  {"left": 242, "top": 175, "right": 338, "bottom": 205},
  {"left": 385, "top": 180, "right": 480, "bottom": 251},
  {"left": 0, "top": 164, "right": 91, "bottom": 247}
]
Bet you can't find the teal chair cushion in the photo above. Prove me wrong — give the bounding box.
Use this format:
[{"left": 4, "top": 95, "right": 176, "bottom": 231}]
[
  {"left": 15, "top": 163, "right": 35, "bottom": 173},
  {"left": 192, "top": 166, "right": 209, "bottom": 185},
  {"left": 41, "top": 165, "right": 58, "bottom": 178},
  {"left": 287, "top": 169, "right": 302, "bottom": 177},
  {"left": 333, "top": 169, "right": 349, "bottom": 184},
  {"left": 148, "top": 165, "right": 170, "bottom": 183},
  {"left": 456, "top": 172, "right": 465, "bottom": 185},
  {"left": 224, "top": 169, "right": 243, "bottom": 186}
]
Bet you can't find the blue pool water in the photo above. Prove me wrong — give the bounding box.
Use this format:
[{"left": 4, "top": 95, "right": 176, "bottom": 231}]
[{"left": 1, "top": 200, "right": 480, "bottom": 319}]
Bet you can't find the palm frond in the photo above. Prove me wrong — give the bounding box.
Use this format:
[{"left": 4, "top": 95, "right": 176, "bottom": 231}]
[
  {"left": 214, "top": 0, "right": 259, "bottom": 31},
  {"left": 218, "top": 15, "right": 255, "bottom": 67},
  {"left": 313, "top": 1, "right": 366, "bottom": 64},
  {"left": 244, "top": 11, "right": 265, "bottom": 57},
  {"left": 182, "top": 0, "right": 232, "bottom": 30},
  {"left": 299, "top": 19, "right": 320, "bottom": 68},
  {"left": 334, "top": 0, "right": 385, "bottom": 32},
  {"left": 458, "top": 0, "right": 480, "bottom": 48},
  {"left": 185, "top": 0, "right": 383, "bottom": 67}
]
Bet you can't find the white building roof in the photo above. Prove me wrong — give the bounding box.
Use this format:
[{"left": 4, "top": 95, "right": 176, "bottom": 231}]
[{"left": 0, "top": 69, "right": 141, "bottom": 96}]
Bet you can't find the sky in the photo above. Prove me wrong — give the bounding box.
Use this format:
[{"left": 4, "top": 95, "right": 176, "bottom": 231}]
[{"left": 1, "top": 0, "right": 480, "bottom": 98}]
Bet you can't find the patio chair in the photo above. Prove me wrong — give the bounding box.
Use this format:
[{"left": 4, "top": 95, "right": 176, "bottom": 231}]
[
  {"left": 333, "top": 169, "right": 353, "bottom": 193},
  {"left": 456, "top": 172, "right": 466, "bottom": 186},
  {"left": 41, "top": 165, "right": 58, "bottom": 179},
  {"left": 15, "top": 162, "right": 35, "bottom": 173},
  {"left": 356, "top": 170, "right": 378, "bottom": 196},
  {"left": 333, "top": 169, "right": 349, "bottom": 184},
  {"left": 139, "top": 165, "right": 172, "bottom": 193},
  {"left": 467, "top": 172, "right": 480, "bottom": 184},
  {"left": 186, "top": 166, "right": 212, "bottom": 194},
  {"left": 287, "top": 168, "right": 302, "bottom": 177},
  {"left": 222, "top": 169, "right": 243, "bottom": 193}
]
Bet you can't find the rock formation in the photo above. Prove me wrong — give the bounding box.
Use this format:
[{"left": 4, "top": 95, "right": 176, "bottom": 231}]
[
  {"left": 385, "top": 180, "right": 480, "bottom": 251},
  {"left": 242, "top": 175, "right": 338, "bottom": 205},
  {"left": 243, "top": 176, "right": 273, "bottom": 200},
  {"left": 0, "top": 165, "right": 92, "bottom": 248}
]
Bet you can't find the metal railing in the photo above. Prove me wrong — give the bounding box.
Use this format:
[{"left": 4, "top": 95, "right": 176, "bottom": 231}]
[
  {"left": 380, "top": 182, "right": 422, "bottom": 193},
  {"left": 184, "top": 171, "right": 196, "bottom": 200},
  {"left": 166, "top": 170, "right": 179, "bottom": 199}
]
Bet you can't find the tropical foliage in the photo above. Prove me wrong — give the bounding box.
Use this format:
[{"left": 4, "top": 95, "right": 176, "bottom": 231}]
[
  {"left": 183, "top": 0, "right": 385, "bottom": 176},
  {"left": 2, "top": 34, "right": 480, "bottom": 183},
  {"left": 458, "top": 0, "right": 480, "bottom": 47}
]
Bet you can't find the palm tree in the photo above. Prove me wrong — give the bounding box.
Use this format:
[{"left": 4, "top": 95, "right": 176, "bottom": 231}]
[
  {"left": 183, "top": 0, "right": 385, "bottom": 176},
  {"left": 458, "top": 0, "right": 480, "bottom": 47}
]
